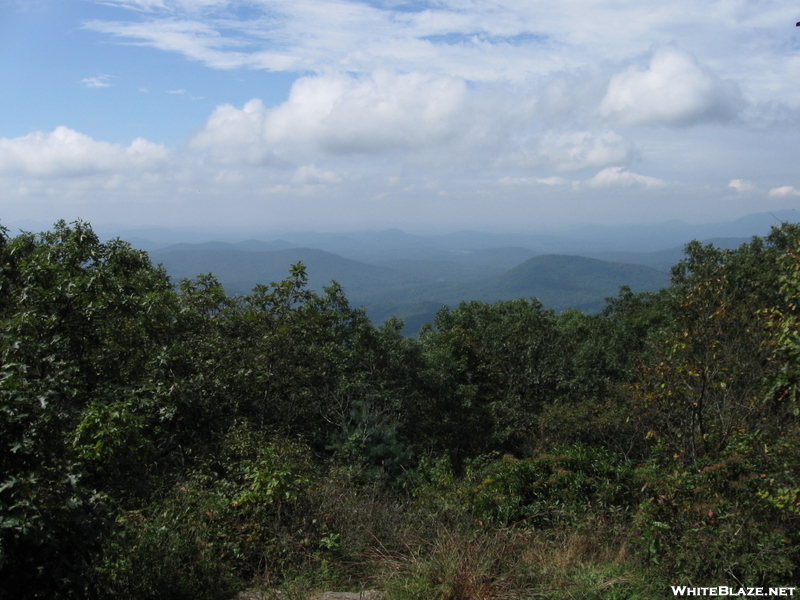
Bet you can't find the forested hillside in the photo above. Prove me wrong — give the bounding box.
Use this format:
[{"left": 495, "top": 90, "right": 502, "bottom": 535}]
[
  {"left": 152, "top": 244, "right": 671, "bottom": 335},
  {"left": 2, "top": 221, "right": 799, "bottom": 599}
]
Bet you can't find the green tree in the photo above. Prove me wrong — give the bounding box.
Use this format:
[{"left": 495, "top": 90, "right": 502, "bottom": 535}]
[
  {"left": 0, "top": 221, "right": 178, "bottom": 598},
  {"left": 626, "top": 225, "right": 800, "bottom": 584},
  {"left": 532, "top": 291, "right": 672, "bottom": 456},
  {"left": 416, "top": 299, "right": 568, "bottom": 465},
  {"left": 631, "top": 228, "right": 798, "bottom": 463}
]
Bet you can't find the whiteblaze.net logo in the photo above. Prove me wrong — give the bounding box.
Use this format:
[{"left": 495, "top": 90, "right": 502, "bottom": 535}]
[{"left": 671, "top": 587, "right": 796, "bottom": 597}]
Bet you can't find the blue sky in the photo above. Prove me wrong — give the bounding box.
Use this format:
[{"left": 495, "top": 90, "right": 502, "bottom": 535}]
[{"left": 2, "top": 0, "right": 800, "bottom": 232}]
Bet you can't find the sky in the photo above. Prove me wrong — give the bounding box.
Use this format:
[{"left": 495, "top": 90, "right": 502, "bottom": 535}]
[{"left": 2, "top": 0, "right": 800, "bottom": 233}]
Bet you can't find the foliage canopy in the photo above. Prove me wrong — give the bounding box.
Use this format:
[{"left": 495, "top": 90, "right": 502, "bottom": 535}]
[{"left": 1, "top": 220, "right": 799, "bottom": 598}]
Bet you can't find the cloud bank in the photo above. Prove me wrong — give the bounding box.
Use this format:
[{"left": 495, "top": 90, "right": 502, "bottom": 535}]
[{"left": 0, "top": 127, "right": 168, "bottom": 177}]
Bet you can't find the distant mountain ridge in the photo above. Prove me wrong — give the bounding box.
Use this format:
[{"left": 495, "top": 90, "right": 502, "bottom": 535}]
[
  {"left": 363, "top": 255, "right": 669, "bottom": 322},
  {"left": 115, "top": 209, "right": 800, "bottom": 333},
  {"left": 100, "top": 209, "right": 800, "bottom": 258},
  {"left": 153, "top": 245, "right": 671, "bottom": 334},
  {"left": 151, "top": 246, "right": 417, "bottom": 297},
  {"left": 482, "top": 255, "right": 668, "bottom": 300},
  {"left": 586, "top": 237, "right": 750, "bottom": 273}
]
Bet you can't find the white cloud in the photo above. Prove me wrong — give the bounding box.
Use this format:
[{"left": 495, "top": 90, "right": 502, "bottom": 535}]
[
  {"left": 291, "top": 165, "right": 343, "bottom": 185},
  {"left": 729, "top": 179, "right": 756, "bottom": 193},
  {"left": 541, "top": 130, "right": 634, "bottom": 172},
  {"left": 600, "top": 48, "right": 743, "bottom": 127},
  {"left": 85, "top": 17, "right": 273, "bottom": 71},
  {"left": 535, "top": 69, "right": 608, "bottom": 122},
  {"left": 0, "top": 127, "right": 169, "bottom": 177},
  {"left": 81, "top": 75, "right": 112, "bottom": 88},
  {"left": 769, "top": 186, "right": 800, "bottom": 197},
  {"left": 272, "top": 72, "right": 468, "bottom": 154},
  {"left": 190, "top": 72, "right": 469, "bottom": 159},
  {"left": 503, "top": 130, "right": 634, "bottom": 173},
  {"left": 95, "top": 1, "right": 230, "bottom": 13},
  {"left": 499, "top": 176, "right": 569, "bottom": 186},
  {"left": 97, "top": 0, "right": 168, "bottom": 9},
  {"left": 166, "top": 89, "right": 187, "bottom": 94},
  {"left": 212, "top": 168, "right": 244, "bottom": 184},
  {"left": 187, "top": 98, "right": 277, "bottom": 165},
  {"left": 585, "top": 166, "right": 667, "bottom": 189},
  {"left": 81, "top": 0, "right": 800, "bottom": 132},
  {"left": 81, "top": 1, "right": 800, "bottom": 98}
]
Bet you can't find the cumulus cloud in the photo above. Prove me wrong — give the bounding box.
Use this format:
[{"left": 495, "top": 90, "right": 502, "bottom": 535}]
[
  {"left": 600, "top": 48, "right": 743, "bottom": 127},
  {"left": 9, "top": 0, "right": 800, "bottom": 231},
  {"left": 258, "top": 164, "right": 349, "bottom": 196},
  {"left": 190, "top": 72, "right": 469, "bottom": 160},
  {"left": 188, "top": 98, "right": 277, "bottom": 165},
  {"left": 584, "top": 166, "right": 666, "bottom": 189},
  {"left": 769, "top": 186, "right": 800, "bottom": 197},
  {"left": 274, "top": 72, "right": 468, "bottom": 154},
  {"left": 0, "top": 127, "right": 168, "bottom": 177},
  {"left": 729, "top": 179, "right": 756, "bottom": 193}
]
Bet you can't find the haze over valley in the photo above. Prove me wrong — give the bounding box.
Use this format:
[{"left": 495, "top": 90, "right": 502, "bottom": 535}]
[{"left": 91, "top": 209, "right": 796, "bottom": 333}]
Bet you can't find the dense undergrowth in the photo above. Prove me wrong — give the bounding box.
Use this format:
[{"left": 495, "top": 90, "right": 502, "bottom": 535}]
[{"left": 1, "top": 220, "right": 799, "bottom": 599}]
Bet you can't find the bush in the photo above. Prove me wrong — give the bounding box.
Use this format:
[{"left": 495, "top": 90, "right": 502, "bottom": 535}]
[
  {"left": 96, "top": 490, "right": 242, "bottom": 600},
  {"left": 465, "top": 446, "right": 636, "bottom": 528},
  {"left": 633, "top": 452, "right": 800, "bottom": 585}
]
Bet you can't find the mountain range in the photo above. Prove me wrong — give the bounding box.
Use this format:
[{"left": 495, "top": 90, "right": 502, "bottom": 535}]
[{"left": 20, "top": 209, "right": 779, "bottom": 334}]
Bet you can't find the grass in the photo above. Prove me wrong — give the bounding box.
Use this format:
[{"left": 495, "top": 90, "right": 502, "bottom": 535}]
[
  {"left": 228, "top": 463, "right": 669, "bottom": 600},
  {"left": 325, "top": 516, "right": 666, "bottom": 600}
]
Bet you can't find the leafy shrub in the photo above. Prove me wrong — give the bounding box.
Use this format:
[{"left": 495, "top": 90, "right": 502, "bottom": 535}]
[
  {"left": 633, "top": 452, "right": 800, "bottom": 585},
  {"left": 465, "top": 445, "right": 636, "bottom": 528},
  {"left": 96, "top": 489, "right": 242, "bottom": 600},
  {"left": 534, "top": 394, "right": 646, "bottom": 459},
  {"left": 227, "top": 435, "right": 320, "bottom": 583}
]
